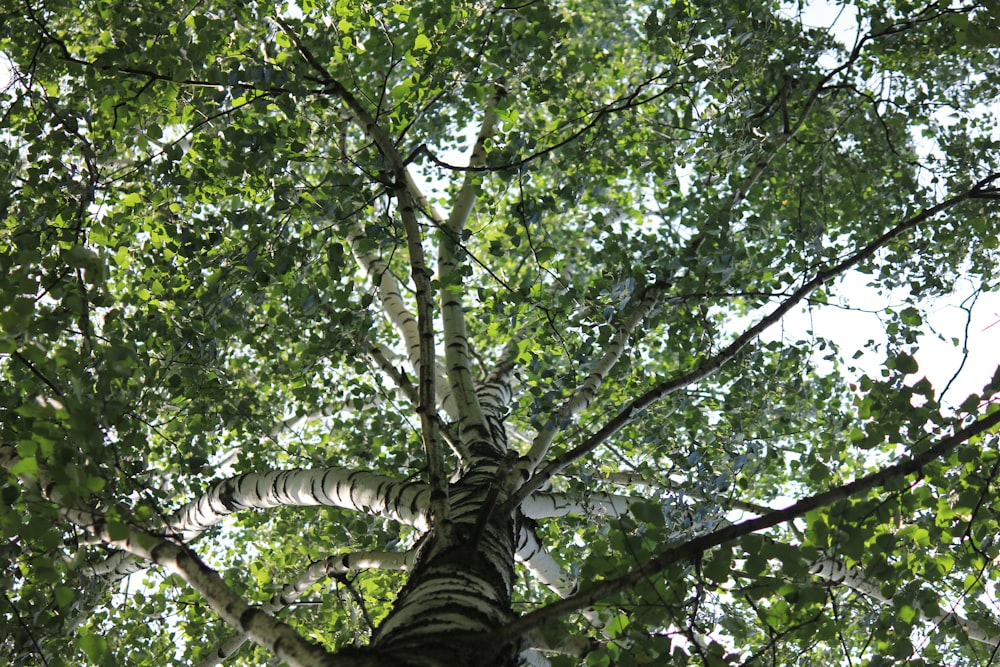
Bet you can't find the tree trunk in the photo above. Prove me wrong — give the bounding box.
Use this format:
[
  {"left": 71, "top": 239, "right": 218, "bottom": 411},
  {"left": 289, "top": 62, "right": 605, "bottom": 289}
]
[{"left": 342, "top": 461, "right": 524, "bottom": 667}]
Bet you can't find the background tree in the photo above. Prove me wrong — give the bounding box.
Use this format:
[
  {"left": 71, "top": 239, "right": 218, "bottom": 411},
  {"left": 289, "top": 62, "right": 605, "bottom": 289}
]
[{"left": 2, "top": 0, "right": 1000, "bottom": 665}]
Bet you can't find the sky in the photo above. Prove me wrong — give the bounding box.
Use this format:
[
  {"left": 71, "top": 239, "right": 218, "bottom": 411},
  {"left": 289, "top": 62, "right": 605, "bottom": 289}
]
[{"left": 770, "top": 0, "right": 1000, "bottom": 408}]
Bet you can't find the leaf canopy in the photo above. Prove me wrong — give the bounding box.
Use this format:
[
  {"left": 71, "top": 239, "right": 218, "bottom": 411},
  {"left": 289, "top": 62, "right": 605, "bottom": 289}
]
[{"left": 2, "top": 0, "right": 1000, "bottom": 665}]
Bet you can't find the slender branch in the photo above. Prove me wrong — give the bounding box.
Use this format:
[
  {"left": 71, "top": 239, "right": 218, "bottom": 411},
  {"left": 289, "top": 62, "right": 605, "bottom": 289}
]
[
  {"left": 1, "top": 591, "right": 51, "bottom": 667},
  {"left": 367, "top": 342, "right": 419, "bottom": 406},
  {"left": 276, "top": 17, "right": 449, "bottom": 527},
  {"left": 438, "top": 95, "right": 502, "bottom": 433},
  {"left": 196, "top": 549, "right": 417, "bottom": 667},
  {"left": 12, "top": 350, "right": 64, "bottom": 397},
  {"left": 95, "top": 524, "right": 339, "bottom": 667},
  {"left": 728, "top": 76, "right": 819, "bottom": 208},
  {"left": 808, "top": 553, "right": 999, "bottom": 647},
  {"left": 520, "top": 491, "right": 632, "bottom": 520},
  {"left": 495, "top": 408, "right": 1000, "bottom": 641},
  {"left": 508, "top": 175, "right": 999, "bottom": 507},
  {"left": 523, "top": 283, "right": 664, "bottom": 473},
  {"left": 346, "top": 228, "right": 422, "bottom": 374},
  {"left": 366, "top": 343, "right": 468, "bottom": 462},
  {"left": 729, "top": 4, "right": 964, "bottom": 210},
  {"left": 581, "top": 470, "right": 775, "bottom": 516},
  {"left": 269, "top": 405, "right": 340, "bottom": 437},
  {"left": 417, "top": 71, "right": 690, "bottom": 175}
]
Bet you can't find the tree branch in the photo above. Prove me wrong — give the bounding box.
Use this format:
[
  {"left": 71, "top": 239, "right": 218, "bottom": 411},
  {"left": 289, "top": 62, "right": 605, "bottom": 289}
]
[
  {"left": 520, "top": 491, "right": 632, "bottom": 520},
  {"left": 508, "top": 174, "right": 1000, "bottom": 506},
  {"left": 275, "top": 17, "right": 449, "bottom": 527},
  {"left": 438, "top": 95, "right": 502, "bottom": 436},
  {"left": 495, "top": 408, "right": 1000, "bottom": 641},
  {"left": 0, "top": 452, "right": 342, "bottom": 667},
  {"left": 523, "top": 283, "right": 664, "bottom": 474},
  {"left": 83, "top": 467, "right": 431, "bottom": 581},
  {"left": 346, "top": 228, "right": 422, "bottom": 375},
  {"left": 196, "top": 549, "right": 418, "bottom": 667},
  {"left": 367, "top": 343, "right": 468, "bottom": 461},
  {"left": 96, "top": 525, "right": 339, "bottom": 667},
  {"left": 808, "top": 553, "right": 999, "bottom": 647}
]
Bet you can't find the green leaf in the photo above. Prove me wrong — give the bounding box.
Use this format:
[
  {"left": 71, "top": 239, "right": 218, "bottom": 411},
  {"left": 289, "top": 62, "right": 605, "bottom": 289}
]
[
  {"left": 120, "top": 192, "right": 143, "bottom": 208},
  {"left": 79, "top": 633, "right": 108, "bottom": 662},
  {"left": 894, "top": 353, "right": 919, "bottom": 375},
  {"left": 630, "top": 501, "right": 665, "bottom": 527},
  {"left": 106, "top": 520, "right": 130, "bottom": 542},
  {"left": 703, "top": 547, "right": 733, "bottom": 583},
  {"left": 413, "top": 34, "right": 432, "bottom": 51},
  {"left": 54, "top": 585, "right": 76, "bottom": 607},
  {"left": 9, "top": 457, "right": 39, "bottom": 476},
  {"left": 606, "top": 613, "right": 629, "bottom": 638}
]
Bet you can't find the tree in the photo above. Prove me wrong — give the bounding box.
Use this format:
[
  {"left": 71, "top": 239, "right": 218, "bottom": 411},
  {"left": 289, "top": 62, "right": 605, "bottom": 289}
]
[{"left": 2, "top": 0, "right": 1000, "bottom": 664}]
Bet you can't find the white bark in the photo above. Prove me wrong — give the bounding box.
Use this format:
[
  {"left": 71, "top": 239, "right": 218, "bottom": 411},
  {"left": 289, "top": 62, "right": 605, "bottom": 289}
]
[
  {"left": 809, "top": 555, "right": 1000, "bottom": 648},
  {"left": 516, "top": 527, "right": 578, "bottom": 598},
  {"left": 172, "top": 467, "right": 431, "bottom": 534},
  {"left": 197, "top": 549, "right": 417, "bottom": 667},
  {"left": 437, "top": 102, "right": 501, "bottom": 433},
  {"left": 84, "top": 467, "right": 430, "bottom": 581},
  {"left": 344, "top": 227, "right": 457, "bottom": 420},
  {"left": 368, "top": 466, "right": 519, "bottom": 665},
  {"left": 523, "top": 286, "right": 662, "bottom": 473},
  {"left": 347, "top": 230, "right": 421, "bottom": 371},
  {"left": 521, "top": 491, "right": 631, "bottom": 520},
  {"left": 515, "top": 527, "right": 609, "bottom": 634}
]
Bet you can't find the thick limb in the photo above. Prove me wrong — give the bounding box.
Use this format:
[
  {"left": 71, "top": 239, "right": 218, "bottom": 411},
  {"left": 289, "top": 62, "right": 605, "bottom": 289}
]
[
  {"left": 515, "top": 527, "right": 612, "bottom": 645},
  {"left": 84, "top": 467, "right": 431, "bottom": 581},
  {"left": 515, "top": 526, "right": 578, "bottom": 599},
  {"left": 0, "top": 460, "right": 338, "bottom": 667},
  {"left": 169, "top": 467, "right": 431, "bottom": 535}
]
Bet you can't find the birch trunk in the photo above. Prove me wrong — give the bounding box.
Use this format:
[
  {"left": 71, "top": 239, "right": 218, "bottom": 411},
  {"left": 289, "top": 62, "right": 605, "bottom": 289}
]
[{"left": 330, "top": 458, "right": 524, "bottom": 667}]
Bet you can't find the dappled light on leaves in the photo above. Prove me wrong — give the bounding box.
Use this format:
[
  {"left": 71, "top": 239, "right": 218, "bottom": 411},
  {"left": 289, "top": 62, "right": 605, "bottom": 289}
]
[{"left": 2, "top": 0, "right": 1000, "bottom": 666}]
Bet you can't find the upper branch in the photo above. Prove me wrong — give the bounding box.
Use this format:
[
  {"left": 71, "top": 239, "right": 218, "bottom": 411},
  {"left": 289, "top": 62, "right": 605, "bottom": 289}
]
[
  {"left": 275, "top": 17, "right": 449, "bottom": 526},
  {"left": 508, "top": 173, "right": 1000, "bottom": 506},
  {"left": 496, "top": 408, "right": 1000, "bottom": 641},
  {"left": 437, "top": 96, "right": 502, "bottom": 437},
  {"left": 347, "top": 228, "right": 422, "bottom": 371},
  {"left": 523, "top": 283, "right": 664, "bottom": 474}
]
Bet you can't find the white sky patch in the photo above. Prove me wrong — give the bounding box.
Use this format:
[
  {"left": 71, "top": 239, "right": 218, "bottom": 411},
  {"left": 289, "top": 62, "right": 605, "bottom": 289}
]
[
  {"left": 0, "top": 52, "right": 11, "bottom": 89},
  {"left": 780, "top": 0, "right": 862, "bottom": 50},
  {"left": 766, "top": 273, "right": 1000, "bottom": 407}
]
